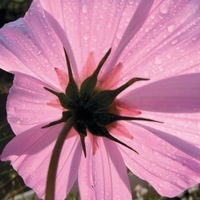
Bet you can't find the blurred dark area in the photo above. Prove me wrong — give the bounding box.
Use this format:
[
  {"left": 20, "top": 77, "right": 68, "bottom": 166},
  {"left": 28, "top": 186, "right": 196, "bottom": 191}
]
[
  {"left": 0, "top": 0, "right": 32, "bottom": 106},
  {"left": 0, "top": 0, "right": 32, "bottom": 199},
  {"left": 0, "top": 0, "right": 33, "bottom": 94},
  {"left": 0, "top": 0, "right": 32, "bottom": 28},
  {"left": 0, "top": 0, "right": 32, "bottom": 96},
  {"left": 0, "top": 0, "right": 32, "bottom": 126}
]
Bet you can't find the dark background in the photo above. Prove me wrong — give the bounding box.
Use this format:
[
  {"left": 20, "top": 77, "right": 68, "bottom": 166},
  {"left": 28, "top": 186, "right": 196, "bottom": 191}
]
[{"left": 0, "top": 1, "right": 33, "bottom": 199}]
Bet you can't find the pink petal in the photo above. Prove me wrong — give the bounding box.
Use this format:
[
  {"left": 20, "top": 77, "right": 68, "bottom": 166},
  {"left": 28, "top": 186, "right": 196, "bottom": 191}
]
[
  {"left": 78, "top": 137, "right": 131, "bottom": 200},
  {"left": 0, "top": 0, "right": 67, "bottom": 89},
  {"left": 1, "top": 124, "right": 81, "bottom": 200},
  {"left": 79, "top": 51, "right": 96, "bottom": 85},
  {"left": 114, "top": 72, "right": 200, "bottom": 196},
  {"left": 107, "top": 0, "right": 154, "bottom": 72},
  {"left": 54, "top": 68, "right": 68, "bottom": 91},
  {"left": 7, "top": 73, "right": 62, "bottom": 134},
  {"left": 129, "top": 111, "right": 200, "bottom": 149},
  {"left": 121, "top": 73, "right": 200, "bottom": 113},
  {"left": 115, "top": 122, "right": 200, "bottom": 197},
  {"left": 118, "top": 1, "right": 200, "bottom": 83},
  {"left": 40, "top": 0, "right": 154, "bottom": 76},
  {"left": 100, "top": 62, "right": 124, "bottom": 90},
  {"left": 108, "top": 122, "right": 134, "bottom": 140}
]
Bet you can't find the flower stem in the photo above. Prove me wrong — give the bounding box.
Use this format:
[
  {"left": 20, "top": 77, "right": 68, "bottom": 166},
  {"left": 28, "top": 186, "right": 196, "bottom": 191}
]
[{"left": 45, "top": 117, "right": 74, "bottom": 200}]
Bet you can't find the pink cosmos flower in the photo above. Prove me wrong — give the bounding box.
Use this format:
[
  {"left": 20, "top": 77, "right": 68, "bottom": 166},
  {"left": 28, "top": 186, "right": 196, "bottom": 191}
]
[{"left": 1, "top": 0, "right": 200, "bottom": 199}]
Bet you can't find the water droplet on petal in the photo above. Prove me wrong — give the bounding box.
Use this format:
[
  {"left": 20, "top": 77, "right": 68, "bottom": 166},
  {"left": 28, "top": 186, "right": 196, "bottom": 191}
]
[
  {"left": 37, "top": 51, "right": 42, "bottom": 55},
  {"left": 128, "top": 0, "right": 134, "bottom": 5},
  {"left": 154, "top": 56, "right": 163, "bottom": 65},
  {"left": 52, "top": 43, "right": 56, "bottom": 47},
  {"left": 153, "top": 151, "right": 159, "bottom": 156},
  {"left": 160, "top": 3, "right": 170, "bottom": 14},
  {"left": 192, "top": 36, "right": 197, "bottom": 41},
  {"left": 81, "top": 4, "right": 88, "bottom": 14},
  {"left": 83, "top": 35, "right": 89, "bottom": 41},
  {"left": 167, "top": 54, "right": 172, "bottom": 59},
  {"left": 171, "top": 38, "right": 178, "bottom": 45},
  {"left": 116, "top": 33, "right": 122, "bottom": 40},
  {"left": 11, "top": 116, "right": 22, "bottom": 125},
  {"left": 167, "top": 23, "right": 175, "bottom": 33}
]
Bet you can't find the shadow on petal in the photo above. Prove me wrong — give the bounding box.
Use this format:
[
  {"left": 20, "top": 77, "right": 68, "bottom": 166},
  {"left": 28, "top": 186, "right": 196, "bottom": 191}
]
[
  {"left": 43, "top": 9, "right": 79, "bottom": 81},
  {"left": 137, "top": 123, "right": 200, "bottom": 163},
  {"left": 1, "top": 123, "right": 75, "bottom": 158},
  {"left": 121, "top": 73, "right": 200, "bottom": 113}
]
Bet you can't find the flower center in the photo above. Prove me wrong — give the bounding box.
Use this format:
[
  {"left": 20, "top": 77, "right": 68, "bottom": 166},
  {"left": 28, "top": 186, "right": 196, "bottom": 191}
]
[{"left": 43, "top": 48, "right": 159, "bottom": 156}]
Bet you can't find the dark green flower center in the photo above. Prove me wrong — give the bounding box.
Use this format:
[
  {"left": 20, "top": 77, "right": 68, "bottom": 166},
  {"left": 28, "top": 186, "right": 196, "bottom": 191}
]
[{"left": 43, "top": 48, "right": 159, "bottom": 156}]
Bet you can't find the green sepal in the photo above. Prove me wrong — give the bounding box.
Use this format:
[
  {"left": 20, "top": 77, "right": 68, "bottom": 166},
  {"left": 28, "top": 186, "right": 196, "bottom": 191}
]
[
  {"left": 74, "top": 121, "right": 87, "bottom": 157},
  {"left": 95, "top": 113, "right": 162, "bottom": 126},
  {"left": 44, "top": 87, "right": 70, "bottom": 109},
  {"left": 92, "top": 77, "right": 149, "bottom": 110},
  {"left": 65, "top": 81, "right": 79, "bottom": 102},
  {"left": 88, "top": 124, "right": 138, "bottom": 154},
  {"left": 79, "top": 133, "right": 87, "bottom": 158},
  {"left": 80, "top": 48, "right": 111, "bottom": 99},
  {"left": 64, "top": 48, "right": 79, "bottom": 100},
  {"left": 42, "top": 111, "right": 72, "bottom": 128}
]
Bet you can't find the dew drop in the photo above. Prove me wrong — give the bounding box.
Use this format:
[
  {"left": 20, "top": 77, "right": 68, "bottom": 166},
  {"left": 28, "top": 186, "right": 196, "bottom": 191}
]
[
  {"left": 128, "top": 0, "right": 134, "bottom": 5},
  {"left": 99, "top": 14, "right": 103, "bottom": 19},
  {"left": 171, "top": 38, "right": 178, "bottom": 45},
  {"left": 167, "top": 23, "right": 175, "bottom": 33},
  {"left": 154, "top": 56, "right": 163, "bottom": 65},
  {"left": 83, "top": 35, "right": 89, "bottom": 41},
  {"left": 116, "top": 33, "right": 122, "bottom": 40},
  {"left": 52, "top": 43, "right": 56, "bottom": 47},
  {"left": 192, "top": 36, "right": 197, "bottom": 41},
  {"left": 11, "top": 117, "right": 22, "bottom": 125},
  {"left": 92, "top": 36, "right": 97, "bottom": 42},
  {"left": 17, "top": 120, "right": 21, "bottom": 124},
  {"left": 153, "top": 151, "right": 159, "bottom": 156},
  {"left": 37, "top": 51, "right": 42, "bottom": 55},
  {"left": 160, "top": 3, "right": 170, "bottom": 14},
  {"left": 158, "top": 65, "right": 164, "bottom": 72},
  {"left": 81, "top": 4, "right": 88, "bottom": 14},
  {"left": 167, "top": 54, "right": 172, "bottom": 59}
]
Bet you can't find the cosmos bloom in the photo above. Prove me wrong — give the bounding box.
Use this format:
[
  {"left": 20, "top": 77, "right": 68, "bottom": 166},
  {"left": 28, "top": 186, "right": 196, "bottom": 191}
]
[{"left": 1, "top": 0, "right": 200, "bottom": 199}]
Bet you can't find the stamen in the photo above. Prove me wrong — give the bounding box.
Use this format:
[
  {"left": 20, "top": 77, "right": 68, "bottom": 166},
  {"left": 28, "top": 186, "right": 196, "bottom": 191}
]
[{"left": 80, "top": 48, "right": 112, "bottom": 98}]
